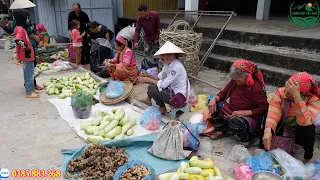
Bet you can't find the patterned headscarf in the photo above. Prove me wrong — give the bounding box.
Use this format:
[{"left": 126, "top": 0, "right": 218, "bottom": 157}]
[
  {"left": 233, "top": 59, "right": 265, "bottom": 89},
  {"left": 290, "top": 72, "right": 319, "bottom": 97},
  {"left": 36, "top": 24, "right": 47, "bottom": 32}
]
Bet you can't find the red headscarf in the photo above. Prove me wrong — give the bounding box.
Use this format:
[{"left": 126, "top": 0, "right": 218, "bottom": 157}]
[
  {"left": 233, "top": 59, "right": 265, "bottom": 89},
  {"left": 36, "top": 24, "right": 47, "bottom": 32},
  {"left": 290, "top": 72, "right": 320, "bottom": 97}
]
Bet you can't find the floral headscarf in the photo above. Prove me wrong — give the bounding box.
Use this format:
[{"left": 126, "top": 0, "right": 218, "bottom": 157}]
[
  {"left": 290, "top": 72, "right": 320, "bottom": 97},
  {"left": 233, "top": 59, "right": 265, "bottom": 90}
]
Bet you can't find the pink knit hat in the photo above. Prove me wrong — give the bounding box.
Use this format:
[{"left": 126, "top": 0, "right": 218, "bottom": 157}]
[{"left": 116, "top": 36, "right": 127, "bottom": 46}]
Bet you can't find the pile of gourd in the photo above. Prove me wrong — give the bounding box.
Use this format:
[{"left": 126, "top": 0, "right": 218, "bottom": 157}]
[
  {"left": 36, "top": 62, "right": 50, "bottom": 72},
  {"left": 80, "top": 109, "right": 136, "bottom": 143},
  {"left": 159, "top": 156, "right": 232, "bottom": 180},
  {"left": 43, "top": 72, "right": 99, "bottom": 98}
]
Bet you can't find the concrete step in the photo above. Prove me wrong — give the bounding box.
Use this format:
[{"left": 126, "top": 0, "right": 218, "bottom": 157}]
[
  {"left": 200, "top": 53, "right": 320, "bottom": 87},
  {"left": 118, "top": 17, "right": 320, "bottom": 52},
  {"left": 201, "top": 39, "right": 320, "bottom": 75}
]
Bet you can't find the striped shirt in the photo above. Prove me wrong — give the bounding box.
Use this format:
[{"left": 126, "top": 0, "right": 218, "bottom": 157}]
[{"left": 266, "top": 87, "right": 320, "bottom": 132}]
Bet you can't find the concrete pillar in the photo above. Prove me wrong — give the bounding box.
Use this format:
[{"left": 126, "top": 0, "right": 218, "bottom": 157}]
[
  {"left": 185, "top": 0, "right": 199, "bottom": 24},
  {"left": 256, "top": 0, "right": 271, "bottom": 20}
]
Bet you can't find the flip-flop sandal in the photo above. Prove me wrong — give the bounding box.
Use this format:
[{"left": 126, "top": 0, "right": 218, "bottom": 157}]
[
  {"left": 33, "top": 90, "right": 42, "bottom": 94},
  {"left": 26, "top": 93, "right": 40, "bottom": 98},
  {"left": 210, "top": 132, "right": 229, "bottom": 140},
  {"left": 35, "top": 85, "right": 44, "bottom": 90}
]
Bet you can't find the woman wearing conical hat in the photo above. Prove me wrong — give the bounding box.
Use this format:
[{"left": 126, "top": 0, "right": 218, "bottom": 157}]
[{"left": 138, "top": 41, "right": 190, "bottom": 114}]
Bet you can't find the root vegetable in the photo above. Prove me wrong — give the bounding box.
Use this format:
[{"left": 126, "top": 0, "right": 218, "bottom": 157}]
[
  {"left": 64, "top": 144, "right": 128, "bottom": 180},
  {"left": 119, "top": 164, "right": 152, "bottom": 180}
]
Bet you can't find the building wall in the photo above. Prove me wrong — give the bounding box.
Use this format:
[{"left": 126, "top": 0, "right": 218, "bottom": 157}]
[
  {"left": 123, "top": 0, "right": 178, "bottom": 18},
  {"left": 34, "top": 0, "right": 57, "bottom": 35}
]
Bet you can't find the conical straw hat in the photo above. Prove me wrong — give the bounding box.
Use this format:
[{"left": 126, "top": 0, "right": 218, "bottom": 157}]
[
  {"left": 154, "top": 41, "right": 185, "bottom": 58},
  {"left": 10, "top": 0, "right": 36, "bottom": 9}
]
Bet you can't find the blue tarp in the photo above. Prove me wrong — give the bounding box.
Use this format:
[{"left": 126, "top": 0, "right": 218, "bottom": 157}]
[{"left": 61, "top": 133, "right": 182, "bottom": 179}]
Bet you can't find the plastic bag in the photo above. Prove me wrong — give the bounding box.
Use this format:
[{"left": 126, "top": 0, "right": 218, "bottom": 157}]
[
  {"left": 113, "top": 160, "right": 156, "bottom": 180},
  {"left": 234, "top": 163, "right": 253, "bottom": 180},
  {"left": 229, "top": 145, "right": 250, "bottom": 163},
  {"left": 188, "top": 89, "right": 198, "bottom": 107},
  {"left": 191, "top": 94, "right": 209, "bottom": 112},
  {"left": 305, "top": 158, "right": 320, "bottom": 179},
  {"left": 182, "top": 122, "right": 205, "bottom": 150},
  {"left": 105, "top": 81, "right": 124, "bottom": 99},
  {"left": 140, "top": 106, "right": 161, "bottom": 131},
  {"left": 270, "top": 149, "right": 306, "bottom": 179},
  {"left": 200, "top": 109, "right": 215, "bottom": 136},
  {"left": 198, "top": 140, "right": 213, "bottom": 157},
  {"left": 146, "top": 67, "right": 158, "bottom": 77},
  {"left": 117, "top": 26, "right": 135, "bottom": 41},
  {"left": 52, "top": 60, "right": 73, "bottom": 72},
  {"left": 71, "top": 90, "right": 93, "bottom": 119},
  {"left": 141, "top": 57, "right": 158, "bottom": 70},
  {"left": 148, "top": 121, "right": 192, "bottom": 160},
  {"left": 246, "top": 150, "right": 273, "bottom": 173}
]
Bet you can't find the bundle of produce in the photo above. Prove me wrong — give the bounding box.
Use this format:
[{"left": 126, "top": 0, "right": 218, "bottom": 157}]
[
  {"left": 81, "top": 109, "right": 137, "bottom": 143},
  {"left": 119, "top": 164, "right": 152, "bottom": 180},
  {"left": 71, "top": 90, "right": 93, "bottom": 119},
  {"left": 64, "top": 144, "right": 128, "bottom": 179},
  {"left": 159, "top": 156, "right": 232, "bottom": 180},
  {"left": 36, "top": 62, "right": 50, "bottom": 72},
  {"left": 43, "top": 72, "right": 100, "bottom": 98}
]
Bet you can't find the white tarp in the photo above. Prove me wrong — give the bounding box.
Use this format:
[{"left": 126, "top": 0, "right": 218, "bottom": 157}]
[{"left": 48, "top": 97, "right": 155, "bottom": 142}]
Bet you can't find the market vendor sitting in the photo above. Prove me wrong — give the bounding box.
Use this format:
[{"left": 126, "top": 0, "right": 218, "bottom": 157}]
[
  {"left": 138, "top": 41, "right": 190, "bottom": 115},
  {"left": 203, "top": 59, "right": 269, "bottom": 146},
  {"left": 104, "top": 35, "right": 138, "bottom": 84},
  {"left": 36, "top": 24, "right": 50, "bottom": 44},
  {"left": 260, "top": 72, "right": 320, "bottom": 160}
]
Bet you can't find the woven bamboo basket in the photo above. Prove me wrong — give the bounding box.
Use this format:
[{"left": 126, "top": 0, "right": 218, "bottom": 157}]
[{"left": 160, "top": 20, "right": 203, "bottom": 76}]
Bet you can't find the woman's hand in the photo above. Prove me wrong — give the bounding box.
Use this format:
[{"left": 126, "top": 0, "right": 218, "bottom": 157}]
[
  {"left": 140, "top": 72, "right": 149, "bottom": 77},
  {"left": 81, "top": 32, "right": 86, "bottom": 37},
  {"left": 208, "top": 98, "right": 217, "bottom": 114},
  {"left": 285, "top": 79, "right": 300, "bottom": 99},
  {"left": 228, "top": 110, "right": 252, "bottom": 118},
  {"left": 138, "top": 77, "right": 150, "bottom": 83},
  {"left": 262, "top": 127, "right": 273, "bottom": 150}
]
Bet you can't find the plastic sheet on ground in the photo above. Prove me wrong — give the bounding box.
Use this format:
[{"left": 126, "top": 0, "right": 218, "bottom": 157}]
[
  {"left": 48, "top": 97, "right": 155, "bottom": 142},
  {"left": 61, "top": 133, "right": 182, "bottom": 178}
]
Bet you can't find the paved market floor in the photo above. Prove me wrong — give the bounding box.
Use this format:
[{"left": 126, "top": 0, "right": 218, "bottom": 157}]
[{"left": 0, "top": 49, "right": 319, "bottom": 179}]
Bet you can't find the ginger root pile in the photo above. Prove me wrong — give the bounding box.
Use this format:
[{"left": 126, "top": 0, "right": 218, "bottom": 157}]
[
  {"left": 64, "top": 144, "right": 128, "bottom": 180},
  {"left": 119, "top": 164, "right": 152, "bottom": 180}
]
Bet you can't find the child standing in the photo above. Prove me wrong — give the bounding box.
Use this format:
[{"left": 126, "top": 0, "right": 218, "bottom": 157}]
[
  {"left": 13, "top": 9, "right": 40, "bottom": 98},
  {"left": 69, "top": 20, "right": 86, "bottom": 66}
]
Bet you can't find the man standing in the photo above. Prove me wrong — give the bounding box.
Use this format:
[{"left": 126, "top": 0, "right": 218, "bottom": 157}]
[
  {"left": 133, "top": 4, "right": 160, "bottom": 56},
  {"left": 68, "top": 2, "right": 90, "bottom": 65}
]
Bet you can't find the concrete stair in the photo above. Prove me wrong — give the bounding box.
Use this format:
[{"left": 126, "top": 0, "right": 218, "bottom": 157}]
[
  {"left": 118, "top": 17, "right": 320, "bottom": 87},
  {"left": 201, "top": 39, "right": 320, "bottom": 87}
]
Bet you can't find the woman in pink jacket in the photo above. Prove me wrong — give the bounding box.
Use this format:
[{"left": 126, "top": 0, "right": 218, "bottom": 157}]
[{"left": 69, "top": 19, "right": 86, "bottom": 66}]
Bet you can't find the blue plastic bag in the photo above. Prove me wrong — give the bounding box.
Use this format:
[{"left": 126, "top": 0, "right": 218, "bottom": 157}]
[
  {"left": 140, "top": 106, "right": 162, "bottom": 131},
  {"left": 106, "top": 81, "right": 124, "bottom": 99},
  {"left": 246, "top": 150, "right": 273, "bottom": 173},
  {"left": 113, "top": 160, "right": 156, "bottom": 180},
  {"left": 182, "top": 122, "right": 206, "bottom": 150}
]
